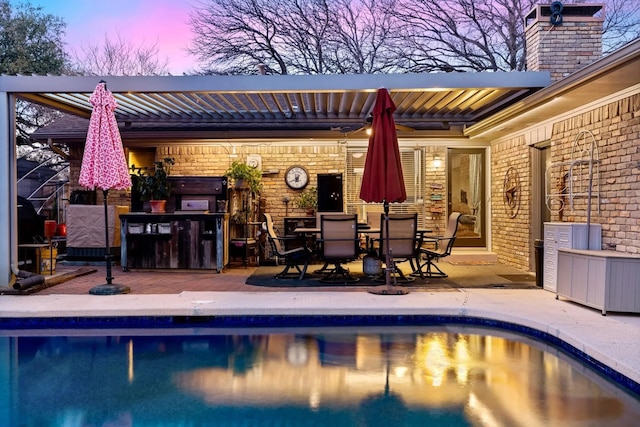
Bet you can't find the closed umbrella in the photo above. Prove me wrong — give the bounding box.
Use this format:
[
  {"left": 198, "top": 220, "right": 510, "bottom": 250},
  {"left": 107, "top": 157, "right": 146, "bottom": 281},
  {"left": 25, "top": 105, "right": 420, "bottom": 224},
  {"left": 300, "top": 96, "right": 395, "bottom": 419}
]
[
  {"left": 79, "top": 81, "right": 132, "bottom": 295},
  {"left": 360, "top": 88, "right": 408, "bottom": 295}
]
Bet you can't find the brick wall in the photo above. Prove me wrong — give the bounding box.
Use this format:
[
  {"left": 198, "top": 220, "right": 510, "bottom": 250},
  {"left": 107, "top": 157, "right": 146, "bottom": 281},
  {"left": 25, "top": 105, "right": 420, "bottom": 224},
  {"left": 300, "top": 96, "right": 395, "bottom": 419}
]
[
  {"left": 491, "top": 91, "right": 640, "bottom": 270},
  {"left": 158, "top": 144, "right": 346, "bottom": 232},
  {"left": 424, "top": 148, "right": 447, "bottom": 233},
  {"left": 69, "top": 142, "right": 450, "bottom": 238},
  {"left": 491, "top": 137, "right": 532, "bottom": 270},
  {"left": 549, "top": 92, "right": 640, "bottom": 254}
]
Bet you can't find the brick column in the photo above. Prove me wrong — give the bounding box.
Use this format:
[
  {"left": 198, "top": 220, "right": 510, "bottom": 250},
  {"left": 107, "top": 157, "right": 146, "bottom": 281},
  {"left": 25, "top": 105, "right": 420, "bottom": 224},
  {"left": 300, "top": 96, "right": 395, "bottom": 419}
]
[{"left": 525, "top": 3, "right": 604, "bottom": 82}]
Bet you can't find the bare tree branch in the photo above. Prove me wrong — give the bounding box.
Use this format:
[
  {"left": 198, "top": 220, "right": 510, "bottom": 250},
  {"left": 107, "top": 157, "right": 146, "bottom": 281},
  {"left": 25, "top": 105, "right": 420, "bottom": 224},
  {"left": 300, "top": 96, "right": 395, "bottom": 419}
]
[
  {"left": 71, "top": 33, "right": 170, "bottom": 76},
  {"left": 187, "top": 0, "right": 640, "bottom": 75},
  {"left": 390, "top": 0, "right": 535, "bottom": 72}
]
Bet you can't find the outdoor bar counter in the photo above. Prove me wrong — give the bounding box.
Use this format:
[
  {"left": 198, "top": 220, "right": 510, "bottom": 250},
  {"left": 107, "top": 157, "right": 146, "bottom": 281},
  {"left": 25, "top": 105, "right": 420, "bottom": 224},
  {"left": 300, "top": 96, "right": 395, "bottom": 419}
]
[{"left": 120, "top": 212, "right": 229, "bottom": 272}]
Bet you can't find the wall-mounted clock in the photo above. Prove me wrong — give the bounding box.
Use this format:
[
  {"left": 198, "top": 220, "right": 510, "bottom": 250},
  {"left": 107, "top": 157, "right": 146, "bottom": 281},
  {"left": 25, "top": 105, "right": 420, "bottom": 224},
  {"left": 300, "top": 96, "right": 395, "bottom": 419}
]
[{"left": 285, "top": 165, "right": 309, "bottom": 190}]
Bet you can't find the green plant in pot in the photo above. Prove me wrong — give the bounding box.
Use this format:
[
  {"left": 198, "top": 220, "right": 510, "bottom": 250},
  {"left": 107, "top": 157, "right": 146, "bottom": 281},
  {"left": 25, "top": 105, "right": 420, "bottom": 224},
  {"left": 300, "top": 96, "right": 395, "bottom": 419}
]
[
  {"left": 131, "top": 157, "right": 175, "bottom": 213},
  {"left": 225, "top": 160, "right": 262, "bottom": 193},
  {"left": 294, "top": 186, "right": 317, "bottom": 215}
]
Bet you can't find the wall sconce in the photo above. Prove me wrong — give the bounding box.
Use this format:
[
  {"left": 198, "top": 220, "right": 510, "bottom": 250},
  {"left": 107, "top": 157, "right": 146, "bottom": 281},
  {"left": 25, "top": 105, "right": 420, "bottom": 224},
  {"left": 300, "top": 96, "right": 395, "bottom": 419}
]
[{"left": 433, "top": 155, "right": 442, "bottom": 168}]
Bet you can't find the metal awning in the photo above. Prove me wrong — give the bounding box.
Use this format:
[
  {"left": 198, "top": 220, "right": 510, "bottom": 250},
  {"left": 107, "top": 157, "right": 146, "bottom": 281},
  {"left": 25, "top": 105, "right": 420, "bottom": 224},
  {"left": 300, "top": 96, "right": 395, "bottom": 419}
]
[{"left": 2, "top": 72, "right": 550, "bottom": 140}]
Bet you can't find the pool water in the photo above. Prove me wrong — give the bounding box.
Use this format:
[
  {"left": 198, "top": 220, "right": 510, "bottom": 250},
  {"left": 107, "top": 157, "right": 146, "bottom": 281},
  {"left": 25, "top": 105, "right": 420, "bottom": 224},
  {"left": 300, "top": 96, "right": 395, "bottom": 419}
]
[{"left": 1, "top": 326, "right": 638, "bottom": 426}]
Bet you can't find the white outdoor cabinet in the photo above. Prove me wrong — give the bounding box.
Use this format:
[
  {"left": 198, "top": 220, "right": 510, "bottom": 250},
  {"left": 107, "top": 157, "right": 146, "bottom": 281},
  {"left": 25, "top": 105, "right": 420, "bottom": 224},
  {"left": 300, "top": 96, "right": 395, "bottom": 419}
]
[
  {"left": 557, "top": 249, "right": 640, "bottom": 315},
  {"left": 543, "top": 222, "right": 601, "bottom": 292}
]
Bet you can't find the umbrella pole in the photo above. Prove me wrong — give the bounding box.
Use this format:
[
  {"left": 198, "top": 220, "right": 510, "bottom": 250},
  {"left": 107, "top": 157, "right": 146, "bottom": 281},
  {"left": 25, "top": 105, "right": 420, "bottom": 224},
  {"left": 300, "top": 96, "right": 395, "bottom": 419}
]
[
  {"left": 367, "top": 201, "right": 409, "bottom": 295},
  {"left": 89, "top": 189, "right": 130, "bottom": 295}
]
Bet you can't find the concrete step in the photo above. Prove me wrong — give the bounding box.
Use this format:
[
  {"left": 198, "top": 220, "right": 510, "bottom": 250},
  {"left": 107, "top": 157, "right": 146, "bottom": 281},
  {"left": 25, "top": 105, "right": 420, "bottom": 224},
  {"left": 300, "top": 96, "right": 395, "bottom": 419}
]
[{"left": 448, "top": 249, "right": 498, "bottom": 263}]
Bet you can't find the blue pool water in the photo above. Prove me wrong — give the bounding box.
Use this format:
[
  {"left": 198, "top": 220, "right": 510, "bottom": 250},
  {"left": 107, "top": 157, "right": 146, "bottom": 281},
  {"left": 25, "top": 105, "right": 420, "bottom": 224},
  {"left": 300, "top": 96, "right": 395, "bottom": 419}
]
[{"left": 1, "top": 322, "right": 638, "bottom": 426}]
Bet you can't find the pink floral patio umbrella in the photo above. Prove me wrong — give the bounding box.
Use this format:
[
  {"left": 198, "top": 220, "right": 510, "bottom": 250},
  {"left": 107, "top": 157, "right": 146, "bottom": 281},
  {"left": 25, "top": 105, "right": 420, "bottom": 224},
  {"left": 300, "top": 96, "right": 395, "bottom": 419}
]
[
  {"left": 360, "top": 88, "right": 408, "bottom": 295},
  {"left": 79, "top": 81, "right": 131, "bottom": 295}
]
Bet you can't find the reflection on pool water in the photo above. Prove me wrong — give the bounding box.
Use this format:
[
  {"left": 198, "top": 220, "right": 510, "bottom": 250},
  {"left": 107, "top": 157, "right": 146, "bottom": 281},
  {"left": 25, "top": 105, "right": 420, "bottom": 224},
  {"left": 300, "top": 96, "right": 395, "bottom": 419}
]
[{"left": 1, "top": 326, "right": 638, "bottom": 426}]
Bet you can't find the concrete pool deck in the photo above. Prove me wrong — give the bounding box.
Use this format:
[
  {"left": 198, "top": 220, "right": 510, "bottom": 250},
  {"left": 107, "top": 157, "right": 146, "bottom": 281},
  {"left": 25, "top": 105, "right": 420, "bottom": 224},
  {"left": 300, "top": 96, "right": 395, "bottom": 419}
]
[{"left": 1, "top": 281, "right": 639, "bottom": 390}]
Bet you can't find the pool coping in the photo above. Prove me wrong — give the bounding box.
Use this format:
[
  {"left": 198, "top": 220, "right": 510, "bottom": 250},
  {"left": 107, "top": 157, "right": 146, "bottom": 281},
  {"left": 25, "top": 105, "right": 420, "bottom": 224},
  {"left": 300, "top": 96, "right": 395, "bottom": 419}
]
[{"left": 1, "top": 288, "right": 638, "bottom": 395}]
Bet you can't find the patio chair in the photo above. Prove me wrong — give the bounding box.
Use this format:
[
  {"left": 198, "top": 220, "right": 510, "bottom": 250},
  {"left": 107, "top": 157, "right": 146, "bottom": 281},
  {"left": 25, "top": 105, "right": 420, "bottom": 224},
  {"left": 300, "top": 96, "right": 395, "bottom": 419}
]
[
  {"left": 376, "top": 213, "right": 421, "bottom": 283},
  {"left": 413, "top": 212, "right": 462, "bottom": 278},
  {"left": 317, "top": 214, "right": 360, "bottom": 283},
  {"left": 263, "top": 213, "right": 312, "bottom": 279}
]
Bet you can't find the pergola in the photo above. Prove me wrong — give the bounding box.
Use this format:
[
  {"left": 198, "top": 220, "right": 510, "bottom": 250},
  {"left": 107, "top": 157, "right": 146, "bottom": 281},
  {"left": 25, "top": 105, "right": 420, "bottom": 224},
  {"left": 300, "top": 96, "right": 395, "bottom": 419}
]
[{"left": 2, "top": 37, "right": 638, "bottom": 286}]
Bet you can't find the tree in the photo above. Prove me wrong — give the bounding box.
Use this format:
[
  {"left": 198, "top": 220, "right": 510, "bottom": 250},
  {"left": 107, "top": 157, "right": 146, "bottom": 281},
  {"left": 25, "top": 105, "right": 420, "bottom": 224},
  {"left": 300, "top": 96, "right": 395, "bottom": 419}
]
[
  {"left": 0, "top": 0, "right": 68, "bottom": 74},
  {"left": 70, "top": 33, "right": 170, "bottom": 76},
  {"left": 327, "top": 0, "right": 400, "bottom": 74},
  {"left": 600, "top": 0, "right": 640, "bottom": 53},
  {"left": 188, "top": 0, "right": 640, "bottom": 75},
  {"left": 391, "top": 0, "right": 534, "bottom": 72},
  {"left": 188, "top": 0, "right": 400, "bottom": 75},
  {"left": 0, "top": 1, "right": 69, "bottom": 146}
]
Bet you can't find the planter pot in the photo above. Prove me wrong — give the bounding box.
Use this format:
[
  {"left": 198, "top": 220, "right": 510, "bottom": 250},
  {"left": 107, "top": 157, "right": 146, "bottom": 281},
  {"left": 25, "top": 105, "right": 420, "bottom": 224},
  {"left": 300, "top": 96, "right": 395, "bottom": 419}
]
[
  {"left": 234, "top": 179, "right": 248, "bottom": 189},
  {"left": 363, "top": 254, "right": 382, "bottom": 276},
  {"left": 149, "top": 200, "right": 167, "bottom": 213},
  {"left": 305, "top": 208, "right": 316, "bottom": 216}
]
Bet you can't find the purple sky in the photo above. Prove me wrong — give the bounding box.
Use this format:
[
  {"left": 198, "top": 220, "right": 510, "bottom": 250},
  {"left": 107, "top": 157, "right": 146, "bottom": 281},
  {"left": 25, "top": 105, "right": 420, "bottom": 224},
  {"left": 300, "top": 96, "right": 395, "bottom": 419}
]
[{"left": 19, "top": 0, "right": 198, "bottom": 74}]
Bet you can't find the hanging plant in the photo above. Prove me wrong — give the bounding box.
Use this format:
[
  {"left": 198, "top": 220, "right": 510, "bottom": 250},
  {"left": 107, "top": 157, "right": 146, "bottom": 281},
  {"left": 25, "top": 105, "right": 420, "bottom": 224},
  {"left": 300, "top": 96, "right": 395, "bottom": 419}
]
[{"left": 225, "top": 160, "right": 262, "bottom": 193}]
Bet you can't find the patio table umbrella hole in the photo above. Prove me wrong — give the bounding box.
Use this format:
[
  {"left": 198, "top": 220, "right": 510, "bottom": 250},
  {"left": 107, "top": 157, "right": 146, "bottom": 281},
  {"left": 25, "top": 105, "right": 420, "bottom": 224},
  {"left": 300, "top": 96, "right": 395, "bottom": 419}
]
[{"left": 79, "top": 81, "right": 132, "bottom": 295}]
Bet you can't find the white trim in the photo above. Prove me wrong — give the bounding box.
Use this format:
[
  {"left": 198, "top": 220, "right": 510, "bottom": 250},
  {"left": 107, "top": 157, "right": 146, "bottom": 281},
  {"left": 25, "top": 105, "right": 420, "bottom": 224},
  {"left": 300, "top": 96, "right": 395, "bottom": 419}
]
[
  {"left": 490, "top": 83, "right": 640, "bottom": 145},
  {"left": 0, "top": 72, "right": 548, "bottom": 94}
]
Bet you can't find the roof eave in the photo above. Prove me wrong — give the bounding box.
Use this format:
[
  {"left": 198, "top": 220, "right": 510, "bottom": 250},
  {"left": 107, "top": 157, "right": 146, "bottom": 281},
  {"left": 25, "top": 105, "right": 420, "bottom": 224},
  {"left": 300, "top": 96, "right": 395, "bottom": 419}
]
[{"left": 464, "top": 38, "right": 640, "bottom": 140}]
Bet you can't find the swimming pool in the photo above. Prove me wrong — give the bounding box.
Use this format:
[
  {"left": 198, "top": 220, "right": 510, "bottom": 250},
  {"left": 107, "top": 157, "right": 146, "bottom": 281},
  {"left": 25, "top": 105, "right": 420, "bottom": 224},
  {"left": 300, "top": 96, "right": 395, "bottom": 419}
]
[{"left": 1, "top": 318, "right": 638, "bottom": 426}]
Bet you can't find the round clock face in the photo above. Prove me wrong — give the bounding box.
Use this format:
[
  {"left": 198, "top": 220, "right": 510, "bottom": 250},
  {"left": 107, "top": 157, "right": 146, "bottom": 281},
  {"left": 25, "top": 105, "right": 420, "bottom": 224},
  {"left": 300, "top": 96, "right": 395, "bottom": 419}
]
[{"left": 285, "top": 166, "right": 309, "bottom": 189}]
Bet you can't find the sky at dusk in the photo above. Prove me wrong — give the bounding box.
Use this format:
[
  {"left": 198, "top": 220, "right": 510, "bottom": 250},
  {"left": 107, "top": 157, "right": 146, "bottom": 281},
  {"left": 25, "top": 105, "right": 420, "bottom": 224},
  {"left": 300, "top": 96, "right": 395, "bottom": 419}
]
[{"left": 16, "top": 0, "right": 199, "bottom": 74}]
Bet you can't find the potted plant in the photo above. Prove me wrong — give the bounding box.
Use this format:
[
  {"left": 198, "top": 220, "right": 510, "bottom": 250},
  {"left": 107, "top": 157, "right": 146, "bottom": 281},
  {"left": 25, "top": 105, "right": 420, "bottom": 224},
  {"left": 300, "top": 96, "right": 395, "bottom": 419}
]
[
  {"left": 294, "top": 187, "right": 318, "bottom": 215},
  {"left": 225, "top": 160, "right": 262, "bottom": 193},
  {"left": 131, "top": 157, "right": 175, "bottom": 213}
]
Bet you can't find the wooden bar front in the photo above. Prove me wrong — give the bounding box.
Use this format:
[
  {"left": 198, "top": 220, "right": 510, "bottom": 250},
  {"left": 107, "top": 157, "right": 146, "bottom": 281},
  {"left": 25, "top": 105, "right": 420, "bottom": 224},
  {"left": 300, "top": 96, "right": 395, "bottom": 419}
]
[{"left": 120, "top": 213, "right": 229, "bottom": 272}]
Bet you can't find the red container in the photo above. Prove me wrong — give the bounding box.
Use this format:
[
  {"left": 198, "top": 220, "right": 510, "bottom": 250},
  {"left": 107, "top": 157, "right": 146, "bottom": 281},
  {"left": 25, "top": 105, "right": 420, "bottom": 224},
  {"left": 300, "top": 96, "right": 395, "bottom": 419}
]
[
  {"left": 44, "top": 220, "right": 57, "bottom": 238},
  {"left": 56, "top": 223, "right": 67, "bottom": 237}
]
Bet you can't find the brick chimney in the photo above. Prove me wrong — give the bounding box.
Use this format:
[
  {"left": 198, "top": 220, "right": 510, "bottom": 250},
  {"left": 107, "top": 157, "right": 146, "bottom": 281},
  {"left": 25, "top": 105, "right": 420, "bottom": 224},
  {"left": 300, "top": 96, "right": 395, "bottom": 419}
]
[{"left": 525, "top": 3, "right": 604, "bottom": 82}]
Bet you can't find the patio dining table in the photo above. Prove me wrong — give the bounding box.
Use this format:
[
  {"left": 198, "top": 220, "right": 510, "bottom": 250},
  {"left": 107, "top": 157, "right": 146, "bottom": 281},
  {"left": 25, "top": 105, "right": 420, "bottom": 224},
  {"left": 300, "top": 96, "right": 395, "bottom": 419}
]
[{"left": 293, "top": 226, "right": 434, "bottom": 276}]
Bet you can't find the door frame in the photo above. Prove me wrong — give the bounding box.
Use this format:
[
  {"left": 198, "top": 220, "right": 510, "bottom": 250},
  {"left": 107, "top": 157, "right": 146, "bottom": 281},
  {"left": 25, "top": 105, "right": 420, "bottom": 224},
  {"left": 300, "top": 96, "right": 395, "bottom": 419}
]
[{"left": 447, "top": 148, "right": 487, "bottom": 248}]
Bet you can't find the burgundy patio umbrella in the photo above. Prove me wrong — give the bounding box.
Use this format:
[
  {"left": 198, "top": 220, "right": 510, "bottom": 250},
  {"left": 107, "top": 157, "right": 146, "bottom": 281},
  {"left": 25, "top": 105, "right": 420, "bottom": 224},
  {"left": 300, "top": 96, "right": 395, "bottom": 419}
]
[
  {"left": 360, "top": 88, "right": 408, "bottom": 295},
  {"left": 79, "top": 81, "right": 132, "bottom": 295}
]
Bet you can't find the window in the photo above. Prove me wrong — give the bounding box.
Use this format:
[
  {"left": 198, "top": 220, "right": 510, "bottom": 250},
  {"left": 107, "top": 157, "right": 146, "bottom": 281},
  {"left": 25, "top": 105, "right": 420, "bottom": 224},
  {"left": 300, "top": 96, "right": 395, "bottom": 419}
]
[{"left": 345, "top": 147, "right": 425, "bottom": 227}]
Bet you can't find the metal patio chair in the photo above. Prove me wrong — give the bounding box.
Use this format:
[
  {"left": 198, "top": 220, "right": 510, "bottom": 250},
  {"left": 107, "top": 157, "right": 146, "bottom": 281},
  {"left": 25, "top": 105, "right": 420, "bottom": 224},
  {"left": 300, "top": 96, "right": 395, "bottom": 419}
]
[
  {"left": 263, "top": 213, "right": 312, "bottom": 279},
  {"left": 376, "top": 213, "right": 421, "bottom": 283},
  {"left": 317, "top": 214, "right": 360, "bottom": 283},
  {"left": 413, "top": 212, "right": 462, "bottom": 278}
]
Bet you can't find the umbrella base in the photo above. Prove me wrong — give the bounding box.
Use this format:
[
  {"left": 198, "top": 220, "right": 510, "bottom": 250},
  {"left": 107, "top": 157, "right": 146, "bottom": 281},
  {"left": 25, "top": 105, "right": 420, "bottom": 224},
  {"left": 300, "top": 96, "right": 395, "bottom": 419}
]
[
  {"left": 89, "top": 283, "right": 131, "bottom": 295},
  {"left": 367, "top": 285, "right": 409, "bottom": 295}
]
